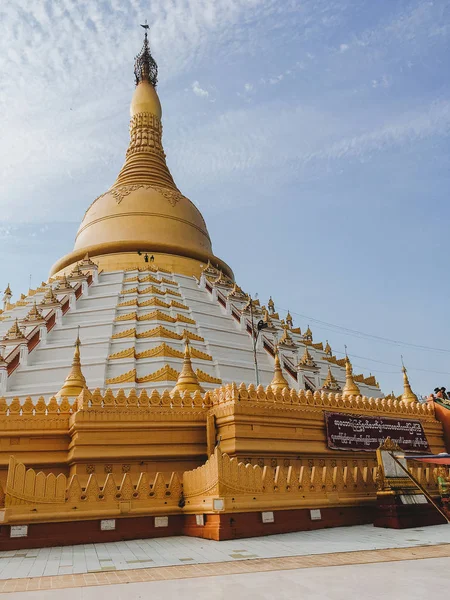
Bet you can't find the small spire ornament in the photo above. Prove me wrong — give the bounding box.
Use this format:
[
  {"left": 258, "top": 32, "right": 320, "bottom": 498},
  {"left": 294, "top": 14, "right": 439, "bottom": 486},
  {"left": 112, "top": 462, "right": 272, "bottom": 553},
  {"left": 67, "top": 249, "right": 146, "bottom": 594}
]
[
  {"left": 342, "top": 351, "right": 360, "bottom": 398},
  {"left": 171, "top": 337, "right": 204, "bottom": 393},
  {"left": 270, "top": 345, "right": 289, "bottom": 392},
  {"left": 56, "top": 331, "right": 87, "bottom": 398},
  {"left": 400, "top": 357, "right": 418, "bottom": 404}
]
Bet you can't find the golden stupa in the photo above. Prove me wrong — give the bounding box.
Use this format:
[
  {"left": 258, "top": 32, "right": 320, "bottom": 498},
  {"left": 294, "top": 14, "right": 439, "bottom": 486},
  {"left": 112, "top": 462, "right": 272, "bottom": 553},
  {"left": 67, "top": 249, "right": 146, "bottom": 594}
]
[
  {"left": 50, "top": 31, "right": 232, "bottom": 280},
  {"left": 0, "top": 27, "right": 446, "bottom": 550}
]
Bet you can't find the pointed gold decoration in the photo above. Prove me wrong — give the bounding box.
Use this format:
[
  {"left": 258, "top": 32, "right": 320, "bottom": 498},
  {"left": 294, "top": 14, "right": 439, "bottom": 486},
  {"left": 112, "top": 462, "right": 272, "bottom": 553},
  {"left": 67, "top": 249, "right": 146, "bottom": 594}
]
[
  {"left": 322, "top": 366, "right": 341, "bottom": 391},
  {"left": 3, "top": 318, "right": 26, "bottom": 341},
  {"left": 270, "top": 345, "right": 289, "bottom": 391},
  {"left": 342, "top": 355, "right": 360, "bottom": 398},
  {"left": 303, "top": 325, "right": 313, "bottom": 342},
  {"left": 3, "top": 284, "right": 12, "bottom": 296},
  {"left": 286, "top": 310, "right": 293, "bottom": 329},
  {"left": 171, "top": 337, "right": 204, "bottom": 394},
  {"left": 401, "top": 364, "right": 418, "bottom": 404},
  {"left": 40, "top": 286, "right": 60, "bottom": 306},
  {"left": 56, "top": 274, "right": 74, "bottom": 293},
  {"left": 23, "top": 301, "right": 45, "bottom": 323},
  {"left": 268, "top": 296, "right": 275, "bottom": 315},
  {"left": 298, "top": 346, "right": 317, "bottom": 369},
  {"left": 56, "top": 334, "right": 87, "bottom": 398},
  {"left": 324, "top": 340, "right": 332, "bottom": 356},
  {"left": 279, "top": 322, "right": 296, "bottom": 347}
]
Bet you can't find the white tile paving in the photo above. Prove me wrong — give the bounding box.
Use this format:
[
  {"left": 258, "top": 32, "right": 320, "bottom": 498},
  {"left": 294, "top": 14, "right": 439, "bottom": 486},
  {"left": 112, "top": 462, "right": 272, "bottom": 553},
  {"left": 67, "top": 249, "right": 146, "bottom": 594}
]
[{"left": 0, "top": 524, "right": 449, "bottom": 580}]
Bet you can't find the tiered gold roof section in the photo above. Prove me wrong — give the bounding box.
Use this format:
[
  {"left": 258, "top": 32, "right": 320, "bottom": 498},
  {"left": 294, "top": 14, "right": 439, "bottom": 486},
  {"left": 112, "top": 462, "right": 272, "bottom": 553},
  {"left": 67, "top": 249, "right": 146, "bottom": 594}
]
[
  {"left": 115, "top": 310, "right": 195, "bottom": 324},
  {"left": 112, "top": 326, "right": 204, "bottom": 341},
  {"left": 108, "top": 342, "right": 212, "bottom": 362}
]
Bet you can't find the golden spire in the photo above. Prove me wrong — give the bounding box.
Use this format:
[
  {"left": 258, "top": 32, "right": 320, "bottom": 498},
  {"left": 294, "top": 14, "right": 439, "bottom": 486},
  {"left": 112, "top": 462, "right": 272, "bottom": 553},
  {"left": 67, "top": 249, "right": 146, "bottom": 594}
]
[
  {"left": 303, "top": 325, "right": 313, "bottom": 341},
  {"left": 270, "top": 345, "right": 289, "bottom": 391},
  {"left": 3, "top": 284, "right": 11, "bottom": 296},
  {"left": 324, "top": 340, "right": 332, "bottom": 356},
  {"left": 50, "top": 28, "right": 233, "bottom": 281},
  {"left": 401, "top": 364, "right": 418, "bottom": 404},
  {"left": 3, "top": 318, "right": 26, "bottom": 341},
  {"left": 23, "top": 301, "right": 45, "bottom": 323},
  {"left": 286, "top": 310, "right": 293, "bottom": 329},
  {"left": 40, "top": 286, "right": 60, "bottom": 306},
  {"left": 56, "top": 333, "right": 87, "bottom": 398},
  {"left": 322, "top": 366, "right": 341, "bottom": 391},
  {"left": 299, "top": 346, "right": 316, "bottom": 368},
  {"left": 69, "top": 263, "right": 87, "bottom": 279},
  {"left": 172, "top": 337, "right": 204, "bottom": 393},
  {"left": 268, "top": 296, "right": 275, "bottom": 315},
  {"left": 57, "top": 274, "right": 74, "bottom": 293},
  {"left": 279, "top": 322, "right": 296, "bottom": 347},
  {"left": 342, "top": 354, "right": 360, "bottom": 398}
]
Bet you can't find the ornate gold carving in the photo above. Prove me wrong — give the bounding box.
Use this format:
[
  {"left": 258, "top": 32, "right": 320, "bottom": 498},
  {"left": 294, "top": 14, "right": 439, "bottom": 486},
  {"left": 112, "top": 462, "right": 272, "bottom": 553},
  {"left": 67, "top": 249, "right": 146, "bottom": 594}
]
[
  {"left": 136, "top": 364, "right": 179, "bottom": 383},
  {"left": 268, "top": 296, "right": 275, "bottom": 315},
  {"left": 322, "top": 366, "right": 341, "bottom": 391},
  {"left": 137, "top": 310, "right": 176, "bottom": 323},
  {"left": 120, "top": 287, "right": 138, "bottom": 295},
  {"left": 118, "top": 299, "right": 137, "bottom": 308},
  {"left": 22, "top": 301, "right": 45, "bottom": 324},
  {"left": 286, "top": 310, "right": 293, "bottom": 329},
  {"left": 112, "top": 328, "right": 136, "bottom": 339},
  {"left": 303, "top": 326, "right": 313, "bottom": 342},
  {"left": 3, "top": 319, "right": 26, "bottom": 341},
  {"left": 105, "top": 369, "right": 137, "bottom": 385},
  {"left": 136, "top": 325, "right": 178, "bottom": 340},
  {"left": 298, "top": 347, "right": 317, "bottom": 369},
  {"left": 170, "top": 300, "right": 189, "bottom": 311},
  {"left": 279, "top": 323, "right": 296, "bottom": 348},
  {"left": 196, "top": 369, "right": 222, "bottom": 384},
  {"left": 108, "top": 347, "right": 135, "bottom": 360},
  {"left": 39, "top": 287, "right": 61, "bottom": 307},
  {"left": 324, "top": 341, "right": 332, "bottom": 356},
  {"left": 115, "top": 312, "right": 137, "bottom": 322},
  {"left": 270, "top": 346, "right": 289, "bottom": 391},
  {"left": 175, "top": 313, "right": 196, "bottom": 325}
]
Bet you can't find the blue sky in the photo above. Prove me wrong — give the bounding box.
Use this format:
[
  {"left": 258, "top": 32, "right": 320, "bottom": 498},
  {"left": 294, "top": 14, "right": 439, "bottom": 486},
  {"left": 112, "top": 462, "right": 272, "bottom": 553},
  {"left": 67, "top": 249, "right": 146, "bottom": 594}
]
[{"left": 0, "top": 0, "right": 449, "bottom": 396}]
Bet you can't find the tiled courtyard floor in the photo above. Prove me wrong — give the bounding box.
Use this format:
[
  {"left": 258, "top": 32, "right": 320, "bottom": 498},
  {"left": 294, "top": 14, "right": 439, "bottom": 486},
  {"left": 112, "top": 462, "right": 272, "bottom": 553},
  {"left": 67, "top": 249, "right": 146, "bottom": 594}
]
[{"left": 0, "top": 524, "right": 449, "bottom": 594}]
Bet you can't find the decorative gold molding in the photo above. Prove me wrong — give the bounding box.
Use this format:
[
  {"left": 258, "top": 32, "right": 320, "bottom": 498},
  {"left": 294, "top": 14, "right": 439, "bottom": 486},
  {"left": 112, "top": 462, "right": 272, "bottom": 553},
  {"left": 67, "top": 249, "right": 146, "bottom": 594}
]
[
  {"left": 108, "top": 347, "right": 135, "bottom": 360},
  {"left": 196, "top": 369, "right": 222, "bottom": 384},
  {"left": 112, "top": 328, "right": 136, "bottom": 339},
  {"left": 137, "top": 364, "right": 179, "bottom": 383},
  {"left": 105, "top": 369, "right": 137, "bottom": 385}
]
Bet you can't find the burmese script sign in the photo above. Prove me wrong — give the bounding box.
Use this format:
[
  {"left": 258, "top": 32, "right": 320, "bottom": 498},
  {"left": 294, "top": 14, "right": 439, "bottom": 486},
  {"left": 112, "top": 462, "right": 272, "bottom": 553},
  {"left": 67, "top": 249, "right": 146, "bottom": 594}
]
[{"left": 324, "top": 412, "right": 430, "bottom": 452}]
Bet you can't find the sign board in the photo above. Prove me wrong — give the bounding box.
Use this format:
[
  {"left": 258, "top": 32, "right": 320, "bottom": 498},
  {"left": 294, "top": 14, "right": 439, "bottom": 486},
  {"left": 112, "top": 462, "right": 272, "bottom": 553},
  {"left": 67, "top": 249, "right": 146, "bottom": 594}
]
[
  {"left": 262, "top": 511, "right": 275, "bottom": 523},
  {"left": 310, "top": 509, "right": 322, "bottom": 521},
  {"left": 195, "top": 514, "right": 205, "bottom": 526},
  {"left": 10, "top": 525, "right": 28, "bottom": 538},
  {"left": 100, "top": 519, "right": 116, "bottom": 531},
  {"left": 155, "top": 516, "right": 168, "bottom": 528},
  {"left": 325, "top": 412, "right": 430, "bottom": 452}
]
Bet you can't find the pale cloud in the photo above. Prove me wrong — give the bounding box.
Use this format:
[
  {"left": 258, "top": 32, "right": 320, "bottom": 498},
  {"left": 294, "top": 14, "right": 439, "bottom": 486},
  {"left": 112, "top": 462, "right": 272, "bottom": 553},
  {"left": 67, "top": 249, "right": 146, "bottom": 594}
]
[
  {"left": 371, "top": 75, "right": 391, "bottom": 89},
  {"left": 339, "top": 43, "right": 349, "bottom": 52},
  {"left": 192, "top": 81, "right": 210, "bottom": 98}
]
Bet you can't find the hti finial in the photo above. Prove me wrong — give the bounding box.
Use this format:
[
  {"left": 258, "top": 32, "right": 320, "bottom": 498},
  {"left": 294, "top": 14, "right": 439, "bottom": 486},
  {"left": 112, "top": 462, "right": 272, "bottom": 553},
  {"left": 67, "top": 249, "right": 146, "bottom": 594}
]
[{"left": 134, "top": 20, "right": 158, "bottom": 87}]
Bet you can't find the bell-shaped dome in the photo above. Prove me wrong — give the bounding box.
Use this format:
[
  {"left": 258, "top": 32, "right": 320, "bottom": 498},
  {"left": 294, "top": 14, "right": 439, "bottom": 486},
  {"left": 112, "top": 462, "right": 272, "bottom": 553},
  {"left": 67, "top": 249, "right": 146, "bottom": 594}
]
[{"left": 50, "top": 31, "right": 232, "bottom": 279}]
